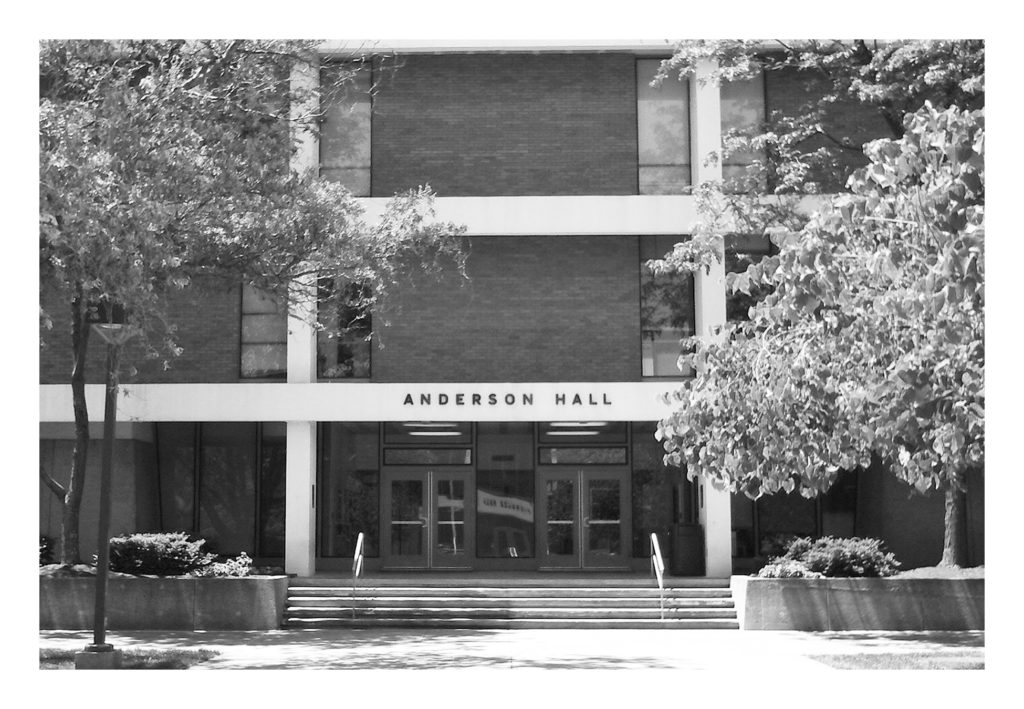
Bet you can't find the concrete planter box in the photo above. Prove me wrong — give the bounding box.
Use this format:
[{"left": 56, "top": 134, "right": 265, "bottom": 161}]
[
  {"left": 731, "top": 575, "right": 984, "bottom": 631},
  {"left": 40, "top": 575, "right": 289, "bottom": 631}
]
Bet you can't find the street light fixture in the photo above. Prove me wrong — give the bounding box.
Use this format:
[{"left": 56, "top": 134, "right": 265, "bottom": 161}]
[{"left": 75, "top": 302, "right": 134, "bottom": 670}]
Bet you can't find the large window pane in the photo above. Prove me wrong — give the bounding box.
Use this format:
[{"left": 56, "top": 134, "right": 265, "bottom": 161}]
[
  {"left": 721, "top": 73, "right": 766, "bottom": 190},
  {"left": 477, "top": 422, "right": 535, "bottom": 558},
  {"left": 538, "top": 448, "right": 627, "bottom": 465},
  {"left": 320, "top": 422, "right": 380, "bottom": 557},
  {"left": 384, "top": 448, "right": 472, "bottom": 465},
  {"left": 384, "top": 421, "right": 472, "bottom": 445},
  {"left": 240, "top": 286, "right": 287, "bottom": 379},
  {"left": 538, "top": 421, "right": 626, "bottom": 445},
  {"left": 259, "top": 423, "right": 287, "bottom": 557},
  {"left": 318, "top": 280, "right": 372, "bottom": 379},
  {"left": 756, "top": 491, "right": 817, "bottom": 556},
  {"left": 435, "top": 478, "right": 466, "bottom": 561},
  {"left": 320, "top": 64, "right": 372, "bottom": 196},
  {"left": 156, "top": 423, "right": 196, "bottom": 532},
  {"left": 199, "top": 423, "right": 257, "bottom": 555},
  {"left": 637, "top": 59, "right": 691, "bottom": 194},
  {"left": 630, "top": 422, "right": 678, "bottom": 556},
  {"left": 640, "top": 235, "right": 695, "bottom": 377}
]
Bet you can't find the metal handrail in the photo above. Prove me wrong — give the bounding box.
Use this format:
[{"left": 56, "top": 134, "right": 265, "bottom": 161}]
[
  {"left": 351, "top": 532, "right": 365, "bottom": 620},
  {"left": 650, "top": 532, "right": 665, "bottom": 620}
]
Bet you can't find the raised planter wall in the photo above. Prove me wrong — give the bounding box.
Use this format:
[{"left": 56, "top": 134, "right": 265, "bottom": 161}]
[
  {"left": 40, "top": 576, "right": 290, "bottom": 631},
  {"left": 731, "top": 576, "right": 984, "bottom": 631}
]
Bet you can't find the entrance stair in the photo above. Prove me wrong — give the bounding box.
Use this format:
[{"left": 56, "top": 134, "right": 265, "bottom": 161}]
[{"left": 283, "top": 575, "right": 739, "bottom": 629}]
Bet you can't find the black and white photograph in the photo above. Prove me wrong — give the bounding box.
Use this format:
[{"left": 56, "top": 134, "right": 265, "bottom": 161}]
[{"left": 22, "top": 4, "right": 1006, "bottom": 700}]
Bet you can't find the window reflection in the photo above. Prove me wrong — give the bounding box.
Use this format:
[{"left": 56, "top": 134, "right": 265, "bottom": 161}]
[{"left": 640, "top": 235, "right": 695, "bottom": 377}]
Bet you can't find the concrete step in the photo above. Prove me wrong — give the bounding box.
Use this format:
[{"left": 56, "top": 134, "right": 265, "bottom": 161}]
[
  {"left": 282, "top": 617, "right": 740, "bottom": 630},
  {"left": 291, "top": 576, "right": 730, "bottom": 588},
  {"left": 283, "top": 577, "right": 738, "bottom": 630},
  {"left": 289, "top": 586, "right": 732, "bottom": 599},
  {"left": 286, "top": 606, "right": 735, "bottom": 619},
  {"left": 288, "top": 596, "right": 735, "bottom": 609}
]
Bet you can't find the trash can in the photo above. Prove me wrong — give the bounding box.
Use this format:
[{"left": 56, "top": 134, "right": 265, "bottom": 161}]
[{"left": 671, "top": 523, "right": 705, "bottom": 576}]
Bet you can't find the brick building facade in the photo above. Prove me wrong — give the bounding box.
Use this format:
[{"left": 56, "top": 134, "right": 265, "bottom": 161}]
[{"left": 40, "top": 42, "right": 983, "bottom": 576}]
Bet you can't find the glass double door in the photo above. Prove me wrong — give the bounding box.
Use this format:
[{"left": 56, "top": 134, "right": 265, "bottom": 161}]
[
  {"left": 538, "top": 467, "right": 631, "bottom": 569},
  {"left": 381, "top": 468, "right": 473, "bottom": 569}
]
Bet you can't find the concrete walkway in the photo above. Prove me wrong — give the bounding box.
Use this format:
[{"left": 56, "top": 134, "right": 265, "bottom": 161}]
[{"left": 39, "top": 628, "right": 984, "bottom": 670}]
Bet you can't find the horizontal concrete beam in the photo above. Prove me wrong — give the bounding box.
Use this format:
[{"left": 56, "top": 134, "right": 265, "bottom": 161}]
[
  {"left": 359, "top": 195, "right": 698, "bottom": 236},
  {"left": 320, "top": 40, "right": 681, "bottom": 57},
  {"left": 40, "top": 381, "right": 683, "bottom": 423}
]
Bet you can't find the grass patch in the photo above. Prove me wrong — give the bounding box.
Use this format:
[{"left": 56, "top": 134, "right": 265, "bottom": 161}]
[
  {"left": 40, "top": 647, "right": 219, "bottom": 670},
  {"left": 810, "top": 652, "right": 984, "bottom": 670}
]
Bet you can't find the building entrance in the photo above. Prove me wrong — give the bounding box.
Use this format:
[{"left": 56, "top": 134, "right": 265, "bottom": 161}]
[
  {"left": 381, "top": 467, "right": 475, "bottom": 569},
  {"left": 538, "top": 467, "right": 631, "bottom": 570}
]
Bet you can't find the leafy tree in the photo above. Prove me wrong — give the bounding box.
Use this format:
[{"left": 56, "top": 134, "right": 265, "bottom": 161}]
[
  {"left": 39, "top": 40, "right": 465, "bottom": 564},
  {"left": 653, "top": 41, "right": 984, "bottom": 567}
]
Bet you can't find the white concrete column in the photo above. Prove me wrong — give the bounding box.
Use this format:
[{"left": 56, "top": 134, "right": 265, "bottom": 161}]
[
  {"left": 689, "top": 57, "right": 732, "bottom": 578},
  {"left": 287, "top": 52, "right": 320, "bottom": 384},
  {"left": 688, "top": 58, "right": 723, "bottom": 185},
  {"left": 285, "top": 420, "right": 317, "bottom": 576},
  {"left": 284, "top": 56, "right": 321, "bottom": 576}
]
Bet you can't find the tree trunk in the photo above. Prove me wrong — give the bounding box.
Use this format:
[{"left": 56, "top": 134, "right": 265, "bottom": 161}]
[
  {"left": 940, "top": 483, "right": 968, "bottom": 567},
  {"left": 59, "top": 294, "right": 91, "bottom": 565}
]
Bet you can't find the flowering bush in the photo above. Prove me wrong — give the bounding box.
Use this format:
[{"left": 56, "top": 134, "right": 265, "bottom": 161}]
[
  {"left": 756, "top": 559, "right": 823, "bottom": 578},
  {"left": 193, "top": 552, "right": 253, "bottom": 578}
]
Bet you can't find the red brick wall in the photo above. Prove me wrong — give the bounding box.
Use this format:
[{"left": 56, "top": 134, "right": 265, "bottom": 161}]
[
  {"left": 369, "top": 53, "right": 639, "bottom": 197},
  {"left": 371, "top": 235, "right": 643, "bottom": 382},
  {"left": 765, "top": 66, "right": 894, "bottom": 190},
  {"left": 40, "top": 281, "right": 243, "bottom": 385}
]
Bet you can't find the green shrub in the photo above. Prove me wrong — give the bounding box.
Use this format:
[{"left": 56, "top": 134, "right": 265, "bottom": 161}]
[
  {"left": 107, "top": 532, "right": 215, "bottom": 575},
  {"left": 40, "top": 536, "right": 54, "bottom": 565},
  {"left": 778, "top": 536, "right": 900, "bottom": 577},
  {"left": 193, "top": 552, "right": 253, "bottom": 578},
  {"left": 756, "top": 559, "right": 823, "bottom": 578}
]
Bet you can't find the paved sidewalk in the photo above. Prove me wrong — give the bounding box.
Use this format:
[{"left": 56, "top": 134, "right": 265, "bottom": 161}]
[{"left": 39, "top": 628, "right": 984, "bottom": 670}]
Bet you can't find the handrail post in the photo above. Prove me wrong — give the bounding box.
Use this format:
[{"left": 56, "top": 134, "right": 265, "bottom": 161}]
[
  {"left": 351, "top": 532, "right": 365, "bottom": 620},
  {"left": 650, "top": 532, "right": 665, "bottom": 621}
]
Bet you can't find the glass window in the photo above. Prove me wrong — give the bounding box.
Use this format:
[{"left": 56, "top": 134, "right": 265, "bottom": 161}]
[
  {"left": 477, "top": 423, "right": 535, "bottom": 559},
  {"left": 640, "top": 235, "right": 695, "bottom": 377},
  {"left": 821, "top": 469, "right": 858, "bottom": 538},
  {"left": 319, "top": 422, "right": 380, "bottom": 557},
  {"left": 637, "top": 59, "right": 691, "bottom": 194},
  {"left": 721, "top": 73, "right": 767, "bottom": 190},
  {"left": 383, "top": 448, "right": 472, "bottom": 466},
  {"left": 240, "top": 285, "right": 287, "bottom": 378},
  {"left": 538, "top": 448, "right": 627, "bottom": 465},
  {"left": 258, "top": 423, "right": 287, "bottom": 557},
  {"left": 319, "top": 64, "right": 372, "bottom": 196},
  {"left": 384, "top": 421, "right": 472, "bottom": 446},
  {"left": 318, "top": 280, "right": 371, "bottom": 379},
  {"left": 756, "top": 490, "right": 817, "bottom": 556},
  {"left": 630, "top": 422, "right": 680, "bottom": 557},
  {"left": 538, "top": 421, "right": 626, "bottom": 445},
  {"left": 198, "top": 423, "right": 257, "bottom": 555},
  {"left": 156, "top": 423, "right": 196, "bottom": 532}
]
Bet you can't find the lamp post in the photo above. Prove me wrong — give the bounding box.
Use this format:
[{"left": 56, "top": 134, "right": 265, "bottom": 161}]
[{"left": 75, "top": 304, "right": 133, "bottom": 670}]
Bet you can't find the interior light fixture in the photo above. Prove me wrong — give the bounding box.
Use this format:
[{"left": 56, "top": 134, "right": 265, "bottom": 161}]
[
  {"left": 407, "top": 431, "right": 465, "bottom": 437},
  {"left": 548, "top": 422, "right": 608, "bottom": 428},
  {"left": 545, "top": 430, "right": 600, "bottom": 436},
  {"left": 402, "top": 422, "right": 459, "bottom": 428}
]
